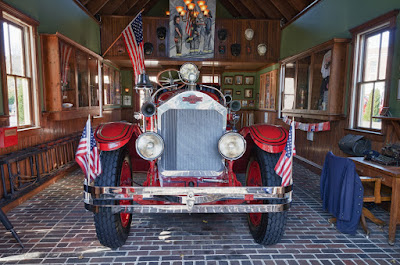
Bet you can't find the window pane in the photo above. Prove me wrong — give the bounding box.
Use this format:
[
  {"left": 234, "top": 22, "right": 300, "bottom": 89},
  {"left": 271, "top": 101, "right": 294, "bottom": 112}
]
[
  {"left": 60, "top": 43, "right": 76, "bottom": 107},
  {"left": 114, "top": 71, "right": 121, "bottom": 105},
  {"left": 76, "top": 50, "right": 89, "bottom": 107},
  {"left": 16, "top": 77, "right": 31, "bottom": 126},
  {"left": 363, "top": 33, "right": 381, "bottom": 82},
  {"left": 371, "top": 81, "right": 385, "bottom": 129},
  {"left": 7, "top": 76, "right": 17, "bottom": 127},
  {"left": 3, "top": 23, "right": 11, "bottom": 74},
  {"left": 9, "top": 24, "right": 24, "bottom": 76},
  {"left": 358, "top": 83, "right": 374, "bottom": 128},
  {"left": 89, "top": 57, "right": 99, "bottom": 106},
  {"left": 378, "top": 31, "right": 389, "bottom": 80},
  {"left": 103, "top": 65, "right": 110, "bottom": 105}
]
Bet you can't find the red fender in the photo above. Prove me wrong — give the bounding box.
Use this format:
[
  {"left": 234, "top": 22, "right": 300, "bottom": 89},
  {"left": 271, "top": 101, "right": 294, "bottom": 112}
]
[
  {"left": 239, "top": 124, "right": 288, "bottom": 153},
  {"left": 95, "top": 122, "right": 141, "bottom": 151}
]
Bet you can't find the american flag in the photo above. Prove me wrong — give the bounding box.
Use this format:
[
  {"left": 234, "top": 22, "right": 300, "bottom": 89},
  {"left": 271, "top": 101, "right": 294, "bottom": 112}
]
[
  {"left": 275, "top": 120, "right": 296, "bottom": 186},
  {"left": 60, "top": 42, "right": 72, "bottom": 86},
  {"left": 122, "top": 12, "right": 145, "bottom": 83},
  {"left": 75, "top": 118, "right": 101, "bottom": 181},
  {"left": 185, "top": 10, "right": 192, "bottom": 36}
]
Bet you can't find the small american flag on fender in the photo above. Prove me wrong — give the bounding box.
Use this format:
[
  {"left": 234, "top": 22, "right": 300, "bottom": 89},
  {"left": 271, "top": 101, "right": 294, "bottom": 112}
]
[
  {"left": 274, "top": 120, "right": 296, "bottom": 187},
  {"left": 75, "top": 118, "right": 101, "bottom": 181}
]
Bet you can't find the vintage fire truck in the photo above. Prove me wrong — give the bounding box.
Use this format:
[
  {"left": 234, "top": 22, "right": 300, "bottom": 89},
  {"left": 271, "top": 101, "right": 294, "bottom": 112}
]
[{"left": 84, "top": 63, "right": 292, "bottom": 249}]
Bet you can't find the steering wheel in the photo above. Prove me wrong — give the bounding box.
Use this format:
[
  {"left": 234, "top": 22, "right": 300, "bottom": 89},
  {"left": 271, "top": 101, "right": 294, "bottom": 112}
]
[{"left": 156, "top": 69, "right": 185, "bottom": 89}]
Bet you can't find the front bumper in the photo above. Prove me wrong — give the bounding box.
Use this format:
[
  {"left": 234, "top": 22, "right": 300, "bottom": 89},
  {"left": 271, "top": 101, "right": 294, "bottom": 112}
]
[{"left": 84, "top": 184, "right": 293, "bottom": 214}]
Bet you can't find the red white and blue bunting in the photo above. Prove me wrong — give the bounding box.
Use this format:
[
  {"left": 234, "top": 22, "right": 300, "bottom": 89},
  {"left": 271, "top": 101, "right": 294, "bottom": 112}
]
[{"left": 282, "top": 116, "right": 330, "bottom": 132}]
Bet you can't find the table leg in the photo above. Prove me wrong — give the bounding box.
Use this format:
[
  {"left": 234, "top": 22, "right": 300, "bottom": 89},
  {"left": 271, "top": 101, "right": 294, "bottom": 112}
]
[{"left": 388, "top": 178, "right": 400, "bottom": 245}]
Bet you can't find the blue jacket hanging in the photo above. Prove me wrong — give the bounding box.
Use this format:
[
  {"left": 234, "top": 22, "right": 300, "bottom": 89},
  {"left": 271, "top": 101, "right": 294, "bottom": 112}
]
[{"left": 320, "top": 152, "right": 364, "bottom": 234}]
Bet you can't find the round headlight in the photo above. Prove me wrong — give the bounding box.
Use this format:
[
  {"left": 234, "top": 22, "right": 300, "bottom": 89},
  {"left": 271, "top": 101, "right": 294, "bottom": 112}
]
[
  {"left": 218, "top": 132, "right": 246, "bottom": 160},
  {"left": 179, "top": 62, "right": 199, "bottom": 83},
  {"left": 136, "top": 132, "right": 164, "bottom": 161}
]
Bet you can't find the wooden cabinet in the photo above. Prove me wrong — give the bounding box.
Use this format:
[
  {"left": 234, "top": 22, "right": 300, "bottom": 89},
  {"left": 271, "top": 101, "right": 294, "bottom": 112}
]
[
  {"left": 259, "top": 70, "right": 278, "bottom": 110},
  {"left": 280, "top": 38, "right": 350, "bottom": 120},
  {"left": 41, "top": 33, "right": 117, "bottom": 120}
]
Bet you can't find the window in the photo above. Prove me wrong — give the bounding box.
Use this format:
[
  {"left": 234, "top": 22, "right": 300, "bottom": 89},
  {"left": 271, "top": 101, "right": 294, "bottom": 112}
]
[
  {"left": 103, "top": 64, "right": 121, "bottom": 105},
  {"left": 201, "top": 74, "right": 219, "bottom": 84},
  {"left": 2, "top": 11, "right": 38, "bottom": 128},
  {"left": 350, "top": 11, "right": 398, "bottom": 131}
]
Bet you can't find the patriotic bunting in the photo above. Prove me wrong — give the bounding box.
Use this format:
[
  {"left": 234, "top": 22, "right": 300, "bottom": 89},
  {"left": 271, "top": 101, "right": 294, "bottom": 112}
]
[{"left": 282, "top": 116, "right": 330, "bottom": 132}]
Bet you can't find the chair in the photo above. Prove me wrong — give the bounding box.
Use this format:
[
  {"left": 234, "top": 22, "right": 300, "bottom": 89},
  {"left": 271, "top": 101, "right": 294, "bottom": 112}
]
[{"left": 320, "top": 152, "right": 391, "bottom": 237}]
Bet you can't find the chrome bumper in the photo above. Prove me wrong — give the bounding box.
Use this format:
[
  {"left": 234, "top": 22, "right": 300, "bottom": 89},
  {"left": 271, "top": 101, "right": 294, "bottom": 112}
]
[{"left": 84, "top": 185, "right": 292, "bottom": 214}]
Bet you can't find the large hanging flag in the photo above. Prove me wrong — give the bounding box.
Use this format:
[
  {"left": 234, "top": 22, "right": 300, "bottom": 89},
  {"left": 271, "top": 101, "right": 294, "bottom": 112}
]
[
  {"left": 75, "top": 117, "right": 101, "bottom": 181},
  {"left": 274, "top": 120, "right": 296, "bottom": 186},
  {"left": 122, "top": 12, "right": 145, "bottom": 83}
]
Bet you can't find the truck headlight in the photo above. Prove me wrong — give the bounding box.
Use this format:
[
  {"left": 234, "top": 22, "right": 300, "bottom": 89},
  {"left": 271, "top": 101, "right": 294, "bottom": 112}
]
[
  {"left": 136, "top": 132, "right": 164, "bottom": 160},
  {"left": 218, "top": 132, "right": 246, "bottom": 160}
]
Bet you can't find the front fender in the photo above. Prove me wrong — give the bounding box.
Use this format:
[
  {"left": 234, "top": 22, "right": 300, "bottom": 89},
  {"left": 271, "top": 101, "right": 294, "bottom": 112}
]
[
  {"left": 95, "top": 122, "right": 141, "bottom": 151},
  {"left": 240, "top": 124, "right": 288, "bottom": 153}
]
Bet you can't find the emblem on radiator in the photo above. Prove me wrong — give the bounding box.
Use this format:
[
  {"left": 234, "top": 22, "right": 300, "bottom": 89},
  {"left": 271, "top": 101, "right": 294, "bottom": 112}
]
[{"left": 182, "top": 95, "right": 203, "bottom": 104}]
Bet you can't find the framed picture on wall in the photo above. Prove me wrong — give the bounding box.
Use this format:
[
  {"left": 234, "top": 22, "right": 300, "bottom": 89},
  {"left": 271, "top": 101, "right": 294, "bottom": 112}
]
[
  {"left": 224, "top": 89, "right": 233, "bottom": 95},
  {"left": 242, "top": 100, "right": 248, "bottom": 107},
  {"left": 235, "top": 90, "right": 241, "bottom": 95},
  {"left": 244, "top": 88, "right": 253, "bottom": 98},
  {"left": 224, "top": 76, "right": 233, "bottom": 85},
  {"left": 245, "top": 76, "right": 254, "bottom": 85},
  {"left": 235, "top": 75, "right": 243, "bottom": 85}
]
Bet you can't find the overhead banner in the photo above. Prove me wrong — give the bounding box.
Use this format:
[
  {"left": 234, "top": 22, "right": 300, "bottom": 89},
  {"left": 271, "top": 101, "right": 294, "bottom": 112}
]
[{"left": 169, "top": 0, "right": 216, "bottom": 59}]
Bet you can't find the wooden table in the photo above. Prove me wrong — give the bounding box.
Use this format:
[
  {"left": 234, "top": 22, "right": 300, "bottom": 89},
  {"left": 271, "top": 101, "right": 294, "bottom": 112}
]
[{"left": 350, "top": 157, "right": 400, "bottom": 245}]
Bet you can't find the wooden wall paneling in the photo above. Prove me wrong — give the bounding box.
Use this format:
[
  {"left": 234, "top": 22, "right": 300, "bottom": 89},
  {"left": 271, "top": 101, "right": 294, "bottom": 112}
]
[
  {"left": 329, "top": 41, "right": 348, "bottom": 114},
  {"left": 41, "top": 35, "right": 62, "bottom": 112},
  {"left": 227, "top": 0, "right": 255, "bottom": 19},
  {"left": 253, "top": 0, "right": 282, "bottom": 20}
]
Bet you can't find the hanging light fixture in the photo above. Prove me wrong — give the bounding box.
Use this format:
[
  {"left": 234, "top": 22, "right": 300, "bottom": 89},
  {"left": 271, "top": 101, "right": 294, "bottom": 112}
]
[
  {"left": 197, "top": 1, "right": 206, "bottom": 6},
  {"left": 184, "top": 0, "right": 192, "bottom": 5},
  {"left": 176, "top": 6, "right": 184, "bottom": 13},
  {"left": 166, "top": 10, "right": 170, "bottom": 16},
  {"left": 203, "top": 9, "right": 210, "bottom": 15},
  {"left": 187, "top": 3, "right": 195, "bottom": 10},
  {"left": 200, "top": 5, "right": 207, "bottom": 11},
  {"left": 180, "top": 10, "right": 187, "bottom": 16}
]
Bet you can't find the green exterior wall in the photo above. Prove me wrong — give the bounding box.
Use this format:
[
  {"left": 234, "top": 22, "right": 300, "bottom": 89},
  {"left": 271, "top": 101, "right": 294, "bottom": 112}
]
[
  {"left": 281, "top": 0, "right": 400, "bottom": 116},
  {"left": 4, "top": 0, "right": 101, "bottom": 53}
]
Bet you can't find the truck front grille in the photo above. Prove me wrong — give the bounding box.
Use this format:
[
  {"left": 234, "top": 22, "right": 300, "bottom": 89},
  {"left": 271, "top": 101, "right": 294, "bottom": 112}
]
[{"left": 159, "top": 109, "right": 224, "bottom": 172}]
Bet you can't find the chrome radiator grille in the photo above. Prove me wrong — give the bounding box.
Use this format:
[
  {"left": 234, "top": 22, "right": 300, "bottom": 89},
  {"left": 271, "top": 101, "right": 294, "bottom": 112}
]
[{"left": 159, "top": 109, "right": 225, "bottom": 173}]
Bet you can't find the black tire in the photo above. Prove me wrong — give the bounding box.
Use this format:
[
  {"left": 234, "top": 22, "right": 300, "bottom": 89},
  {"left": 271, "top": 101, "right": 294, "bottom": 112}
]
[
  {"left": 246, "top": 147, "right": 288, "bottom": 245},
  {"left": 94, "top": 148, "right": 132, "bottom": 249}
]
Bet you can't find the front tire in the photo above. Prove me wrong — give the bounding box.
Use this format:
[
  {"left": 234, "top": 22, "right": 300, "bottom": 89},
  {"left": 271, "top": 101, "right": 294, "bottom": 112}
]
[
  {"left": 94, "top": 148, "right": 132, "bottom": 249},
  {"left": 246, "top": 147, "right": 288, "bottom": 245}
]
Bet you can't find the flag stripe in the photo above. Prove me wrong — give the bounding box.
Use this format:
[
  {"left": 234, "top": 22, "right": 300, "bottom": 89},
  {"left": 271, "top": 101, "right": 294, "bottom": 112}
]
[{"left": 274, "top": 120, "right": 296, "bottom": 186}]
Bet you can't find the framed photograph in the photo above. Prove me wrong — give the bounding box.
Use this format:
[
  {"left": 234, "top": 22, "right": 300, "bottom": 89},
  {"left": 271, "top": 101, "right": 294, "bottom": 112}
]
[
  {"left": 224, "top": 89, "right": 233, "bottom": 95},
  {"left": 235, "top": 90, "right": 241, "bottom": 95},
  {"left": 244, "top": 88, "right": 253, "bottom": 98},
  {"left": 245, "top": 76, "right": 254, "bottom": 85},
  {"left": 224, "top": 76, "right": 233, "bottom": 85},
  {"left": 235, "top": 75, "right": 243, "bottom": 85},
  {"left": 241, "top": 100, "right": 248, "bottom": 107}
]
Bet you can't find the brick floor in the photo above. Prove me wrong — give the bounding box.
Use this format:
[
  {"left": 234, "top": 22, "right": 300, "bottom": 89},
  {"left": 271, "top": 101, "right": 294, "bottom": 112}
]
[{"left": 0, "top": 163, "right": 399, "bottom": 264}]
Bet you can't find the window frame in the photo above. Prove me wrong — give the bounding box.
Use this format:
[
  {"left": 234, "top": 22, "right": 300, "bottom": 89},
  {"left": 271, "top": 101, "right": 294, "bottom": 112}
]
[
  {"left": 0, "top": 2, "right": 39, "bottom": 129},
  {"left": 349, "top": 10, "right": 398, "bottom": 133}
]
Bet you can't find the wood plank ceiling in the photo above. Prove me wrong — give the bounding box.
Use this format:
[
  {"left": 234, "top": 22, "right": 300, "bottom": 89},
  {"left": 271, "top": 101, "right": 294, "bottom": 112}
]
[{"left": 77, "top": 0, "right": 316, "bottom": 24}]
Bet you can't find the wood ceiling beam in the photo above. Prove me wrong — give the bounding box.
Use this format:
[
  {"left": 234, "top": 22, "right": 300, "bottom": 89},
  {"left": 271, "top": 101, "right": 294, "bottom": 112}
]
[
  {"left": 81, "top": 0, "right": 90, "bottom": 5},
  {"left": 240, "top": 0, "right": 267, "bottom": 19},
  {"left": 99, "top": 0, "right": 127, "bottom": 15},
  {"left": 86, "top": 0, "right": 111, "bottom": 15},
  {"left": 253, "top": 0, "right": 282, "bottom": 19},
  {"left": 125, "top": 0, "right": 150, "bottom": 15},
  {"left": 287, "top": 0, "right": 309, "bottom": 12},
  {"left": 269, "top": 0, "right": 298, "bottom": 21},
  {"left": 227, "top": 0, "right": 255, "bottom": 19},
  {"left": 218, "top": 0, "right": 241, "bottom": 18},
  {"left": 113, "top": 0, "right": 141, "bottom": 15}
]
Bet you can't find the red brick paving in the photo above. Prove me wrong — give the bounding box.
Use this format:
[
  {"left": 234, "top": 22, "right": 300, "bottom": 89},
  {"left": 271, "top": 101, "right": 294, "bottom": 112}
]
[{"left": 0, "top": 163, "right": 399, "bottom": 264}]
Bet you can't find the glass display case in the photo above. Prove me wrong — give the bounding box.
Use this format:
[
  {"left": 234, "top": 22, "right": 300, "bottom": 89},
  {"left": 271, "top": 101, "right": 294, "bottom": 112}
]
[{"left": 280, "top": 39, "right": 350, "bottom": 120}]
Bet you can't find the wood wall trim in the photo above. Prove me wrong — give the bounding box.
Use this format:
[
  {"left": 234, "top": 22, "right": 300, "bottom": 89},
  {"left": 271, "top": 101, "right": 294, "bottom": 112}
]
[
  {"left": 53, "top": 32, "right": 103, "bottom": 59},
  {"left": 294, "top": 155, "right": 323, "bottom": 175},
  {"left": 72, "top": 0, "right": 101, "bottom": 25},
  {"left": 0, "top": 1, "right": 39, "bottom": 26},
  {"left": 281, "top": 0, "right": 321, "bottom": 29},
  {"left": 349, "top": 9, "right": 399, "bottom": 35}
]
